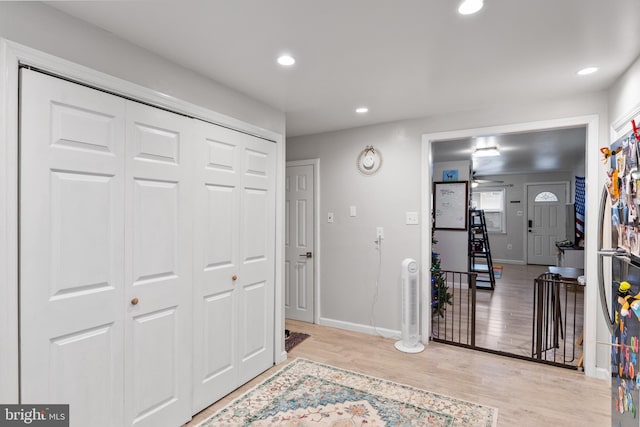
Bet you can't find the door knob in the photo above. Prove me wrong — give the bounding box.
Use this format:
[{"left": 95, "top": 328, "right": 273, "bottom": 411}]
[
  {"left": 299, "top": 252, "right": 312, "bottom": 258},
  {"left": 131, "top": 297, "right": 139, "bottom": 305},
  {"left": 232, "top": 275, "right": 238, "bottom": 281}
]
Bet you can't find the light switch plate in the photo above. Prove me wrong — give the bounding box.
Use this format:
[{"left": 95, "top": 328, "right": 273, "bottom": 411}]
[
  {"left": 350, "top": 206, "right": 357, "bottom": 217},
  {"left": 328, "top": 212, "right": 334, "bottom": 223},
  {"left": 406, "top": 211, "right": 419, "bottom": 225}
]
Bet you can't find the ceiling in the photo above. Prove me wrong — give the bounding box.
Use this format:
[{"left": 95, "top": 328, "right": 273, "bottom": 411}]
[
  {"left": 47, "top": 0, "right": 640, "bottom": 176},
  {"left": 47, "top": 0, "right": 640, "bottom": 141},
  {"left": 431, "top": 126, "right": 587, "bottom": 178}
]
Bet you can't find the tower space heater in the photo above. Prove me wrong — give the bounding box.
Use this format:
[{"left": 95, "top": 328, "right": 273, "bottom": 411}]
[{"left": 395, "top": 258, "right": 425, "bottom": 353}]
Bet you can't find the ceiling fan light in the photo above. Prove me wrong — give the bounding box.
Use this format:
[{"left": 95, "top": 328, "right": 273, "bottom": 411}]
[{"left": 472, "top": 147, "right": 500, "bottom": 157}]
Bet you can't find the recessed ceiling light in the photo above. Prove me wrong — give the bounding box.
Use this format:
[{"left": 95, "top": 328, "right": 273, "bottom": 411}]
[
  {"left": 458, "top": 0, "right": 484, "bottom": 15},
  {"left": 577, "top": 66, "right": 598, "bottom": 76},
  {"left": 277, "top": 55, "right": 295, "bottom": 66},
  {"left": 355, "top": 107, "right": 369, "bottom": 114}
]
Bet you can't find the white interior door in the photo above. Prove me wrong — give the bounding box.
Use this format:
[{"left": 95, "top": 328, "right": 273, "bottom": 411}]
[
  {"left": 285, "top": 163, "right": 315, "bottom": 323},
  {"left": 20, "top": 69, "right": 126, "bottom": 426},
  {"left": 527, "top": 183, "right": 568, "bottom": 265},
  {"left": 123, "top": 102, "right": 192, "bottom": 427}
]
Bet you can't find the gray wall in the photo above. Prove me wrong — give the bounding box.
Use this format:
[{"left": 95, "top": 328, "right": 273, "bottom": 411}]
[
  {"left": 473, "top": 172, "right": 574, "bottom": 263},
  {"left": 287, "top": 91, "right": 609, "bottom": 336},
  {"left": 287, "top": 125, "right": 422, "bottom": 332},
  {"left": 0, "top": 2, "right": 285, "bottom": 135},
  {"left": 432, "top": 161, "right": 471, "bottom": 272}
]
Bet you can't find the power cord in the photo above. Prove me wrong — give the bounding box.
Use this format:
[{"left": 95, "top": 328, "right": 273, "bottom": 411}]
[{"left": 369, "top": 237, "right": 396, "bottom": 339}]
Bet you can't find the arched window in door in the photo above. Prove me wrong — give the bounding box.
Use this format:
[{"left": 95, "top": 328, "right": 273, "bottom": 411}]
[{"left": 534, "top": 191, "right": 559, "bottom": 202}]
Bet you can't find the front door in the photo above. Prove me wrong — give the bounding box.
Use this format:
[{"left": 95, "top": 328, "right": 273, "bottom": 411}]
[
  {"left": 285, "top": 162, "right": 315, "bottom": 323},
  {"left": 527, "top": 183, "right": 568, "bottom": 265}
]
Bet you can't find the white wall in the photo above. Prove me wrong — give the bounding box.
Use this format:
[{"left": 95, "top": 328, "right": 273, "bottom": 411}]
[
  {"left": 288, "top": 90, "right": 609, "bottom": 373},
  {"left": 609, "top": 54, "right": 640, "bottom": 124},
  {"left": 0, "top": 2, "right": 285, "bottom": 135}
]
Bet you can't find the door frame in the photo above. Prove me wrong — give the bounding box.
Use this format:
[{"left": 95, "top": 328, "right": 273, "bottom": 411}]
[
  {"left": 285, "top": 159, "right": 321, "bottom": 324},
  {"left": 422, "top": 114, "right": 603, "bottom": 379},
  {"left": 524, "top": 181, "right": 570, "bottom": 265},
  {"left": 0, "top": 38, "right": 286, "bottom": 403}
]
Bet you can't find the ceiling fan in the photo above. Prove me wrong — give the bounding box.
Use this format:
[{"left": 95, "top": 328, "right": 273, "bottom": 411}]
[{"left": 472, "top": 171, "right": 504, "bottom": 185}]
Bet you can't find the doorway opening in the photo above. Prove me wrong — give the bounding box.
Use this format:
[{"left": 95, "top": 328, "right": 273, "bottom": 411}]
[{"left": 421, "top": 116, "right": 599, "bottom": 376}]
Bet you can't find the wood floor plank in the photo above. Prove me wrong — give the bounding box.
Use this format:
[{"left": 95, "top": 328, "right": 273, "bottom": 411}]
[{"left": 185, "top": 318, "right": 609, "bottom": 426}]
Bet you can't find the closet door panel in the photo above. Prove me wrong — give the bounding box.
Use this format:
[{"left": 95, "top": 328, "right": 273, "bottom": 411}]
[
  {"left": 21, "top": 68, "right": 277, "bottom": 427},
  {"left": 20, "top": 69, "right": 126, "bottom": 427},
  {"left": 192, "top": 123, "right": 241, "bottom": 412},
  {"left": 124, "top": 102, "right": 192, "bottom": 427},
  {"left": 132, "top": 179, "right": 179, "bottom": 282},
  {"left": 238, "top": 135, "right": 276, "bottom": 384}
]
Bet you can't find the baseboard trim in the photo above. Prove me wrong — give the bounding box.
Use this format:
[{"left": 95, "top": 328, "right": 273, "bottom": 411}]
[
  {"left": 593, "top": 366, "right": 610, "bottom": 381},
  {"left": 318, "top": 317, "right": 401, "bottom": 340},
  {"left": 493, "top": 259, "right": 526, "bottom": 265}
]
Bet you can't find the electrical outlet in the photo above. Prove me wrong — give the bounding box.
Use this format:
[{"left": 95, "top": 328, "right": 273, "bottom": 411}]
[
  {"left": 406, "top": 211, "right": 419, "bottom": 225},
  {"left": 507, "top": 243, "right": 513, "bottom": 250}
]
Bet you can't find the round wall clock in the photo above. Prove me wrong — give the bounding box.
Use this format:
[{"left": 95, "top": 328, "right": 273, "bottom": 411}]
[{"left": 356, "top": 145, "right": 382, "bottom": 175}]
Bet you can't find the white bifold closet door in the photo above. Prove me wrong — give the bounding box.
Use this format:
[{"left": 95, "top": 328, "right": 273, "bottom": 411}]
[
  {"left": 20, "top": 69, "right": 127, "bottom": 427},
  {"left": 123, "top": 101, "right": 192, "bottom": 427},
  {"left": 192, "top": 121, "right": 276, "bottom": 413},
  {"left": 20, "top": 69, "right": 193, "bottom": 427}
]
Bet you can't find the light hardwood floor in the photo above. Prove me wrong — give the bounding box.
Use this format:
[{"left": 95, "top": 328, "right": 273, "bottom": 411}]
[
  {"left": 467, "top": 263, "right": 584, "bottom": 362},
  {"left": 474, "top": 263, "right": 551, "bottom": 355},
  {"left": 186, "top": 318, "right": 609, "bottom": 427}
]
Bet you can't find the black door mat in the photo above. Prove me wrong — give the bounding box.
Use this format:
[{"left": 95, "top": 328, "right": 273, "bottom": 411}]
[{"left": 285, "top": 331, "right": 310, "bottom": 352}]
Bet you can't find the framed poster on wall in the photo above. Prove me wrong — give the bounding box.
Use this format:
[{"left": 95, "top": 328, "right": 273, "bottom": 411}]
[{"left": 434, "top": 181, "right": 468, "bottom": 230}]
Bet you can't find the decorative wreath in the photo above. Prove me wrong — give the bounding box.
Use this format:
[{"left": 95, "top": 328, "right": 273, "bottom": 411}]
[{"left": 356, "top": 145, "right": 383, "bottom": 175}]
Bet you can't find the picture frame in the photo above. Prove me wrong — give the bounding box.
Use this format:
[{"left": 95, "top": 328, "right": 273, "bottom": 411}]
[
  {"left": 434, "top": 181, "right": 468, "bottom": 230},
  {"left": 443, "top": 169, "right": 458, "bottom": 181}
]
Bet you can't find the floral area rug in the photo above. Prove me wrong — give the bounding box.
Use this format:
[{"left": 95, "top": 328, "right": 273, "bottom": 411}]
[{"left": 197, "top": 358, "right": 498, "bottom": 426}]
